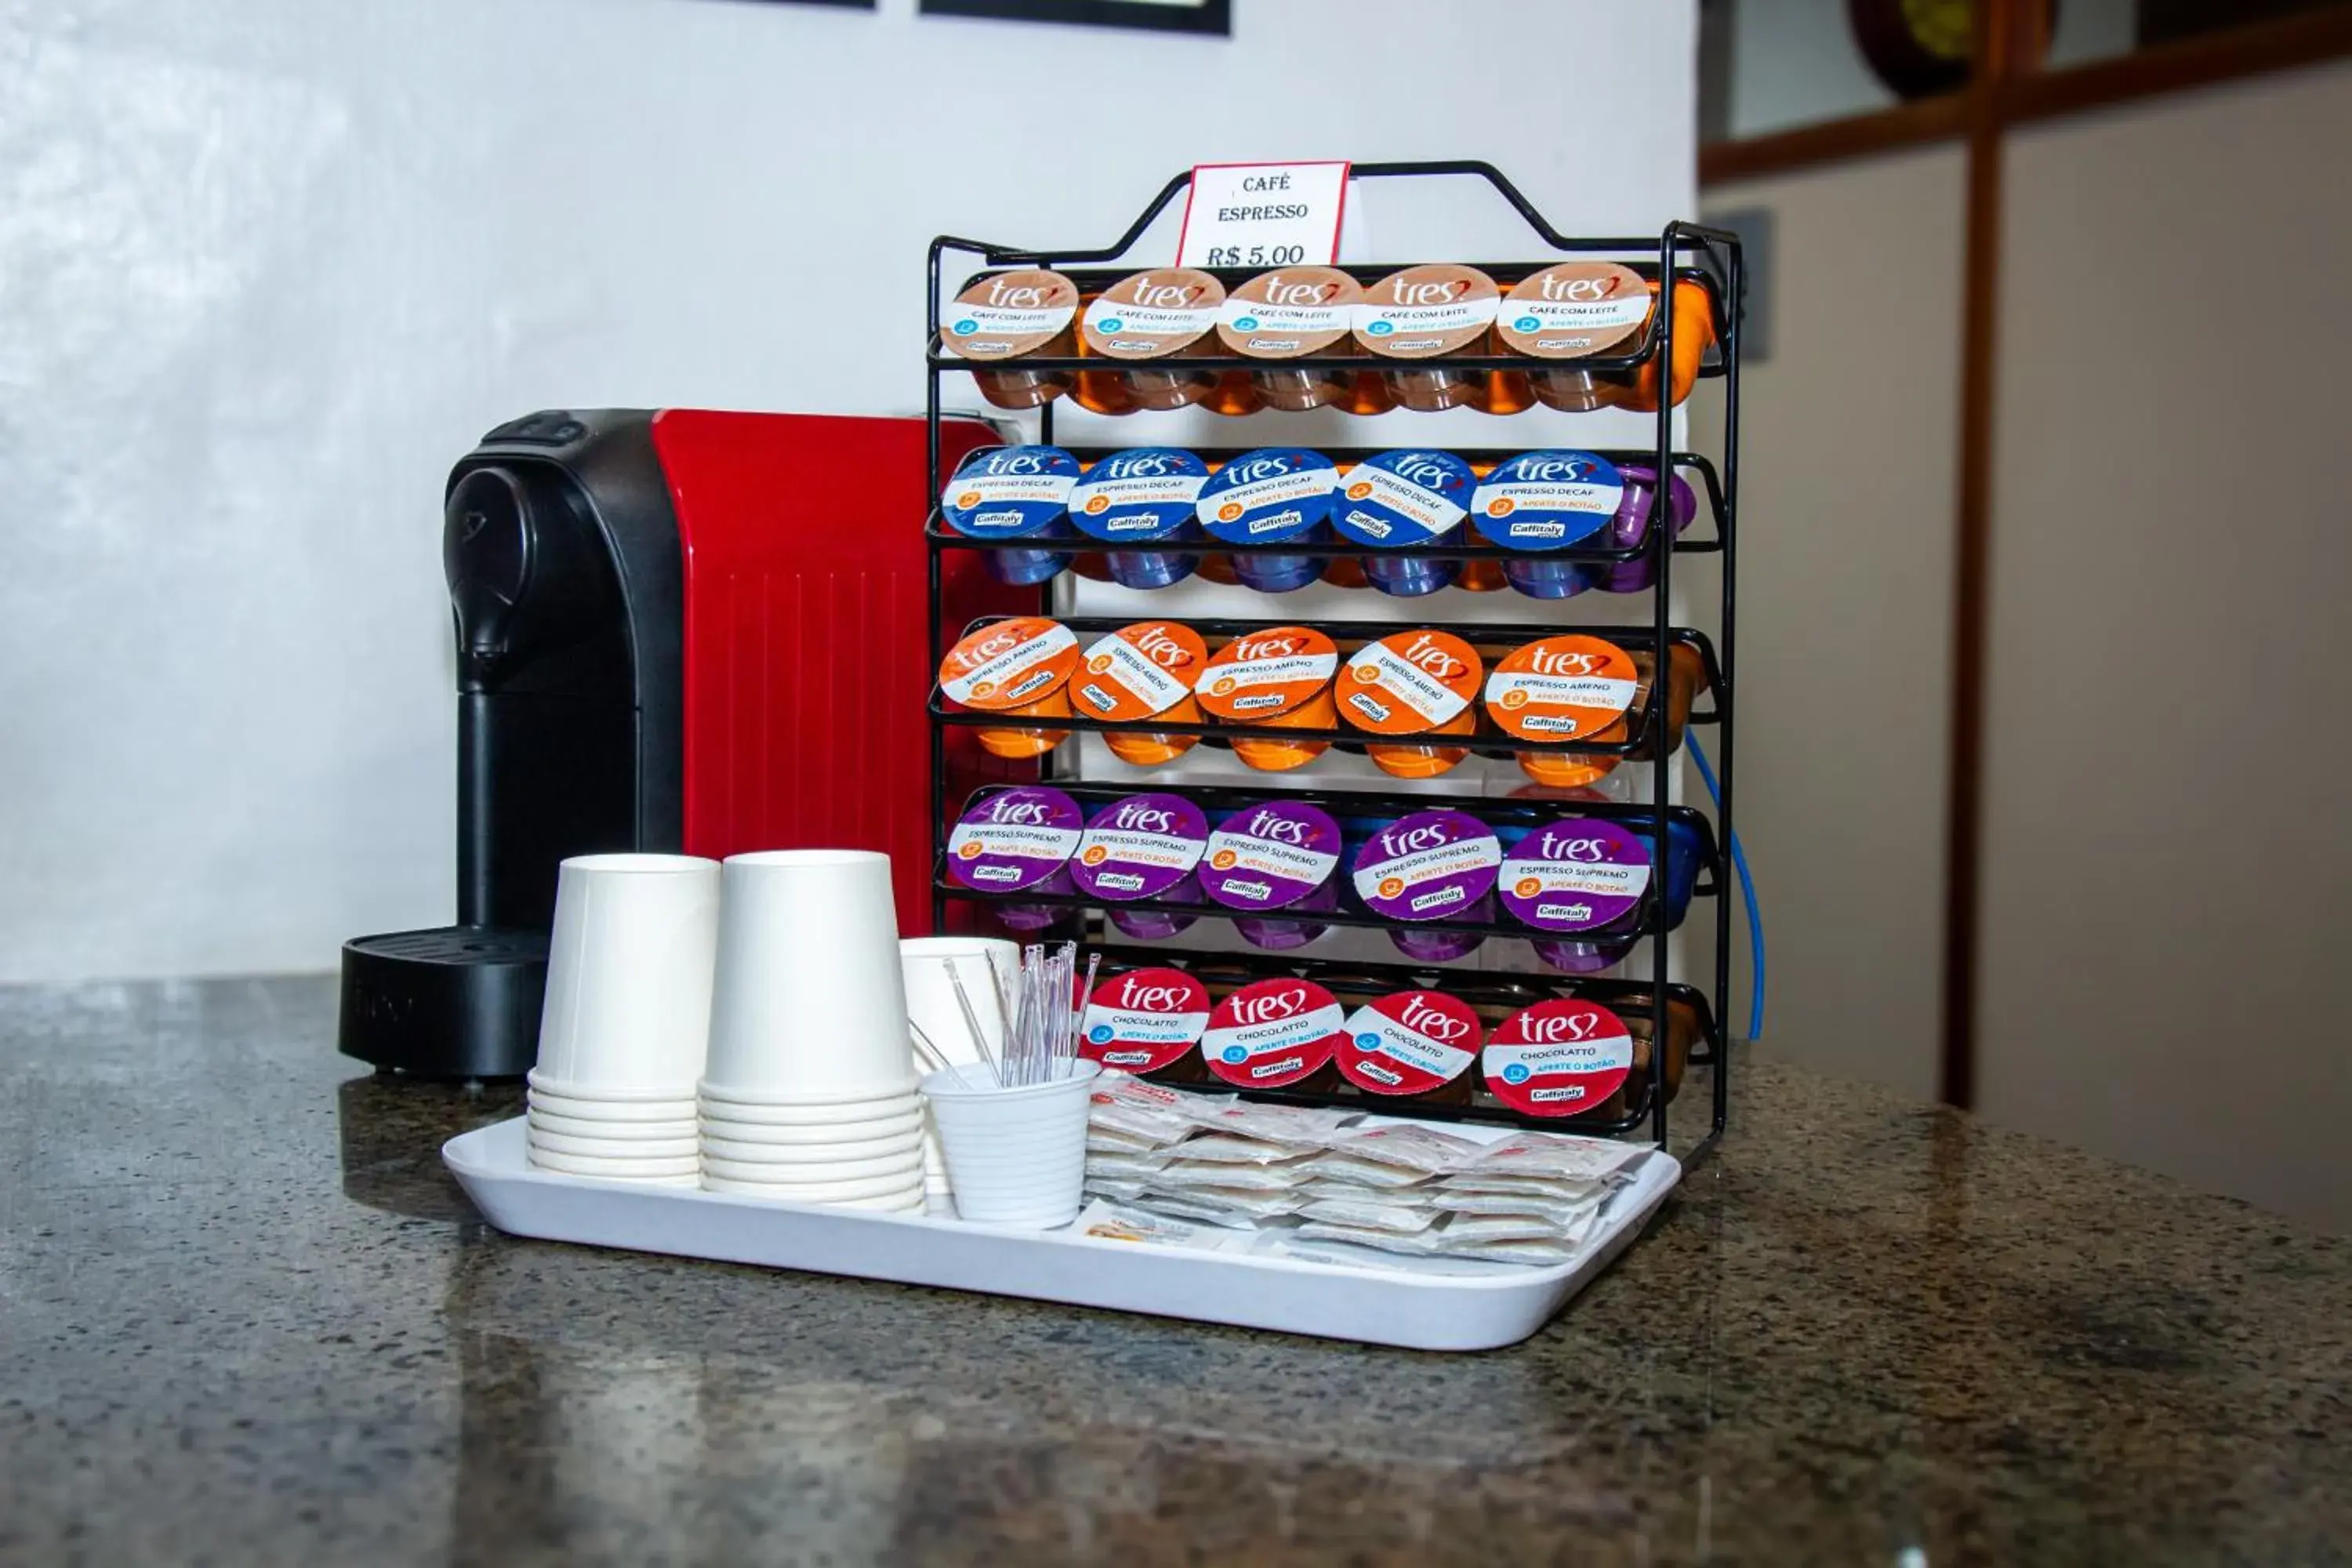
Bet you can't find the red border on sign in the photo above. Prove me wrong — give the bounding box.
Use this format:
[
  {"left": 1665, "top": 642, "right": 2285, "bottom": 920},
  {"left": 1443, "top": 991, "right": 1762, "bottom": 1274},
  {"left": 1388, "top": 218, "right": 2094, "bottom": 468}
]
[{"left": 1175, "top": 160, "right": 1353, "bottom": 267}]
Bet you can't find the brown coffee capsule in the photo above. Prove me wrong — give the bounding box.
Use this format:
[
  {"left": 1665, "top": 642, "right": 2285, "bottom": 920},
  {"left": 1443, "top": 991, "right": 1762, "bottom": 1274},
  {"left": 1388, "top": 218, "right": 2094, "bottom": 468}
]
[
  {"left": 1495, "top": 262, "right": 1652, "bottom": 414},
  {"left": 1081, "top": 269, "right": 1225, "bottom": 411},
  {"left": 940, "top": 268, "right": 1080, "bottom": 410},
  {"left": 1353, "top": 264, "right": 1501, "bottom": 412},
  {"left": 1217, "top": 267, "right": 1361, "bottom": 413}
]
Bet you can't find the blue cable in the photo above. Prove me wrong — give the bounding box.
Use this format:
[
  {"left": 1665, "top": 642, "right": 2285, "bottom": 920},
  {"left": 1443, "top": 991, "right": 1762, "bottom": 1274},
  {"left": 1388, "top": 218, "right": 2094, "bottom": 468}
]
[{"left": 1685, "top": 732, "right": 1765, "bottom": 1041}]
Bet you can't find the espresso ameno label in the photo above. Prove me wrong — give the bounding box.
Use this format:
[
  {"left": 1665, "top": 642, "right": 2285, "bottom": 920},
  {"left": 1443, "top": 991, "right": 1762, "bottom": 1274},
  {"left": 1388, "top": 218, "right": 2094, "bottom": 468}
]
[
  {"left": 1081, "top": 967, "right": 1210, "bottom": 1074},
  {"left": 1485, "top": 636, "right": 1639, "bottom": 742},
  {"left": 1500, "top": 819, "right": 1652, "bottom": 933},
  {"left": 942, "top": 269, "right": 1080, "bottom": 361},
  {"left": 1074, "top": 621, "right": 1205, "bottom": 723},
  {"left": 939, "top": 618, "right": 1079, "bottom": 710},
  {"left": 1081, "top": 270, "right": 1225, "bottom": 360},
  {"left": 1340, "top": 630, "right": 1480, "bottom": 736},
  {"left": 1482, "top": 999, "right": 1633, "bottom": 1116},
  {"left": 1353, "top": 265, "right": 1500, "bottom": 358},
  {"left": 1337, "top": 990, "right": 1481, "bottom": 1097},
  {"left": 1203, "top": 978, "right": 1346, "bottom": 1089},
  {"left": 1497, "top": 263, "right": 1651, "bottom": 358},
  {"left": 1216, "top": 267, "right": 1359, "bottom": 358},
  {"left": 1197, "top": 627, "right": 1338, "bottom": 721}
]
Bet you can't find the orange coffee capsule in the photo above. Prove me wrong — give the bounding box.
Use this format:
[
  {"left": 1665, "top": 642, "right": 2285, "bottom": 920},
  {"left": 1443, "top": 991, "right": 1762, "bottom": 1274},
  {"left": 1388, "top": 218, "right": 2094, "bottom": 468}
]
[
  {"left": 1485, "top": 634, "right": 1639, "bottom": 788},
  {"left": 939, "top": 617, "right": 1080, "bottom": 760},
  {"left": 1196, "top": 626, "right": 1340, "bottom": 772},
  {"left": 1074, "top": 621, "right": 1210, "bottom": 768},
  {"left": 1338, "top": 630, "right": 1483, "bottom": 779}
]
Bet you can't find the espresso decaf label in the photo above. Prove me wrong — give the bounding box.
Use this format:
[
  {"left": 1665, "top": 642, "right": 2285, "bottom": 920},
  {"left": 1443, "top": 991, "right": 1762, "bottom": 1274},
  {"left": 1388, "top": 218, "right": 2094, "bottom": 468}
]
[
  {"left": 1482, "top": 999, "right": 1633, "bottom": 1116},
  {"left": 1330, "top": 450, "right": 1473, "bottom": 548},
  {"left": 942, "top": 270, "right": 1080, "bottom": 361},
  {"left": 1070, "top": 448, "right": 1209, "bottom": 542},
  {"left": 940, "top": 445, "right": 1080, "bottom": 539},
  {"left": 1338, "top": 990, "right": 1481, "bottom": 1097},
  {"left": 1203, "top": 978, "right": 1347, "bottom": 1088},
  {"left": 1339, "top": 630, "right": 1480, "bottom": 736},
  {"left": 1196, "top": 627, "right": 1338, "bottom": 721},
  {"left": 1216, "top": 267, "right": 1360, "bottom": 359},
  {"left": 1352, "top": 265, "right": 1500, "bottom": 358},
  {"left": 939, "top": 618, "right": 1079, "bottom": 710},
  {"left": 1500, "top": 819, "right": 1652, "bottom": 933},
  {"left": 1074, "top": 621, "right": 1205, "bottom": 724},
  {"left": 1081, "top": 967, "right": 1211, "bottom": 1074},
  {"left": 1199, "top": 801, "right": 1341, "bottom": 912},
  {"left": 1350, "top": 809, "right": 1503, "bottom": 922},
  {"left": 1497, "top": 263, "right": 1651, "bottom": 359},
  {"left": 1484, "top": 635, "right": 1639, "bottom": 742},
  {"left": 946, "top": 786, "right": 1083, "bottom": 893},
  {"left": 1196, "top": 448, "right": 1339, "bottom": 543},
  {"left": 1471, "top": 452, "right": 1624, "bottom": 551},
  {"left": 1081, "top": 270, "right": 1225, "bottom": 361},
  {"left": 1070, "top": 793, "right": 1208, "bottom": 902}
]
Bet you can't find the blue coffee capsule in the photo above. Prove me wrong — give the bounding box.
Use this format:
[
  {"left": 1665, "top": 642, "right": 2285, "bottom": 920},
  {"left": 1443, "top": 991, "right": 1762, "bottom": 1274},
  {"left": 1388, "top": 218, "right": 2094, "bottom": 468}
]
[
  {"left": 1069, "top": 448, "right": 1209, "bottom": 590},
  {"left": 1330, "top": 449, "right": 1475, "bottom": 597},
  {"left": 1470, "top": 450, "right": 1623, "bottom": 600},
  {"left": 1196, "top": 447, "right": 1339, "bottom": 594},
  {"left": 939, "top": 445, "right": 1080, "bottom": 586}
]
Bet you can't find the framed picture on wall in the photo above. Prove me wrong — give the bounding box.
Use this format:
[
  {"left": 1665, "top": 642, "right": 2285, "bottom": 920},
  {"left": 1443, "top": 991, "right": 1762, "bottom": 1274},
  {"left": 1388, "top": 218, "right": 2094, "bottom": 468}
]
[{"left": 918, "top": 0, "right": 1229, "bottom": 35}]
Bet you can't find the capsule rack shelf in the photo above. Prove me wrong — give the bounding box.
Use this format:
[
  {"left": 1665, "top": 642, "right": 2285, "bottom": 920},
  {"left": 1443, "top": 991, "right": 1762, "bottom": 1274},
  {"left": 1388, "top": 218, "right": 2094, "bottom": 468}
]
[{"left": 924, "top": 159, "right": 1740, "bottom": 1159}]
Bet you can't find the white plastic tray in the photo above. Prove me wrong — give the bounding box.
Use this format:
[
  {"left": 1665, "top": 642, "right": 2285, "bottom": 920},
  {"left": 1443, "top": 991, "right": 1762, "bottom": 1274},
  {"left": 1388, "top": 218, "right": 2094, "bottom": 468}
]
[{"left": 443, "top": 1116, "right": 1680, "bottom": 1352}]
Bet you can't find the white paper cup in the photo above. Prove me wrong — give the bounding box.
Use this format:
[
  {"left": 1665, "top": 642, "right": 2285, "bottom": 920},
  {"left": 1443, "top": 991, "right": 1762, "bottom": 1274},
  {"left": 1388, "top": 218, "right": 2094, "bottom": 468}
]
[
  {"left": 701, "top": 850, "right": 911, "bottom": 1101},
  {"left": 695, "top": 1076, "right": 922, "bottom": 1112},
  {"left": 699, "top": 1174, "right": 925, "bottom": 1210},
  {"left": 696, "top": 1161, "right": 927, "bottom": 1200},
  {"left": 528, "top": 1145, "right": 702, "bottom": 1179},
  {"left": 920, "top": 1058, "right": 1100, "bottom": 1229},
  {"left": 532, "top": 853, "right": 720, "bottom": 1096},
  {"left": 529, "top": 1126, "right": 700, "bottom": 1160},
  {"left": 697, "top": 1108, "right": 925, "bottom": 1145},
  {"left": 699, "top": 1127, "right": 925, "bottom": 1165},
  {"left": 698, "top": 1149, "right": 924, "bottom": 1187},
  {"left": 526, "top": 1106, "right": 699, "bottom": 1142},
  {"left": 898, "top": 937, "right": 1018, "bottom": 1063},
  {"left": 527, "top": 1081, "right": 699, "bottom": 1123}
]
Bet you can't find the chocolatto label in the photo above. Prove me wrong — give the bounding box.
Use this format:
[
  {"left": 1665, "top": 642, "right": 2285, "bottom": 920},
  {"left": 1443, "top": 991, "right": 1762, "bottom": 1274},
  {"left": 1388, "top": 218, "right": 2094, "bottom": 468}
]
[
  {"left": 1500, "top": 819, "right": 1652, "bottom": 934},
  {"left": 942, "top": 269, "right": 1080, "bottom": 361},
  {"left": 1216, "top": 267, "right": 1361, "bottom": 359},
  {"left": 1352, "top": 264, "right": 1500, "bottom": 358},
  {"left": 1496, "top": 263, "right": 1652, "bottom": 359},
  {"left": 1196, "top": 448, "right": 1338, "bottom": 544},
  {"left": 1337, "top": 989, "right": 1482, "bottom": 1098},
  {"left": 1070, "top": 448, "right": 1209, "bottom": 543},
  {"left": 1081, "top": 967, "right": 1210, "bottom": 1075},
  {"left": 1471, "top": 451, "right": 1624, "bottom": 552},
  {"left": 1203, "top": 978, "right": 1347, "bottom": 1089},
  {"left": 1070, "top": 793, "right": 1207, "bottom": 903},
  {"left": 1339, "top": 630, "right": 1481, "bottom": 738},
  {"left": 1330, "top": 450, "right": 1473, "bottom": 549},
  {"left": 1196, "top": 627, "right": 1338, "bottom": 722},
  {"left": 1350, "top": 809, "right": 1502, "bottom": 922},
  {"left": 1482, "top": 998, "right": 1633, "bottom": 1116},
  {"left": 1199, "top": 801, "right": 1341, "bottom": 912},
  {"left": 946, "top": 786, "right": 1083, "bottom": 894},
  {"left": 939, "top": 617, "right": 1080, "bottom": 711},
  {"left": 1484, "top": 635, "right": 1639, "bottom": 742},
  {"left": 940, "top": 445, "right": 1080, "bottom": 539},
  {"left": 1081, "top": 269, "right": 1225, "bottom": 361},
  {"left": 1073, "top": 621, "right": 1206, "bottom": 724}
]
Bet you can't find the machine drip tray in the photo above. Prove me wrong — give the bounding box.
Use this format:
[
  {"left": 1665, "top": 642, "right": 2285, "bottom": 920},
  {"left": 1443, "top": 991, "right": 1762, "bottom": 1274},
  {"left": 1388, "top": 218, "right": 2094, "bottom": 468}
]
[{"left": 339, "top": 925, "right": 548, "bottom": 1082}]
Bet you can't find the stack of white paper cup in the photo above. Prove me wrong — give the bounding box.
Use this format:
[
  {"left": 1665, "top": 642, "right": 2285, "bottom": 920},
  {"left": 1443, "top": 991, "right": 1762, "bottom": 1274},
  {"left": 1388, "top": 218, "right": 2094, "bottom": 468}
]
[
  {"left": 921, "top": 1058, "right": 1102, "bottom": 1229},
  {"left": 697, "top": 851, "right": 925, "bottom": 1211},
  {"left": 897, "top": 936, "right": 1018, "bottom": 1207},
  {"left": 525, "top": 854, "right": 720, "bottom": 1185}
]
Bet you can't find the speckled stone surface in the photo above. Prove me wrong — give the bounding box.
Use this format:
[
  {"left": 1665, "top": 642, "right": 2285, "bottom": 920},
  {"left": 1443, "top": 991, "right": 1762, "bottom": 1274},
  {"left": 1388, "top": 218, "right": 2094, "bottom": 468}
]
[{"left": 1, "top": 975, "right": 2346, "bottom": 1566}]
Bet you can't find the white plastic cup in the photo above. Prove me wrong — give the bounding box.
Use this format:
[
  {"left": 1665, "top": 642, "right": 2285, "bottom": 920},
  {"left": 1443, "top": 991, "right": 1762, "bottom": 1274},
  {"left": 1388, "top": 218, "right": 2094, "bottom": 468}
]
[
  {"left": 697, "top": 1108, "right": 925, "bottom": 1145},
  {"left": 921, "top": 1058, "right": 1101, "bottom": 1228},
  {"left": 699, "top": 1127, "right": 925, "bottom": 1166},
  {"left": 528, "top": 1127, "right": 699, "bottom": 1160},
  {"left": 532, "top": 854, "right": 720, "bottom": 1095},
  {"left": 528, "top": 1145, "right": 702, "bottom": 1180},
  {"left": 527, "top": 1082, "right": 699, "bottom": 1123},
  {"left": 900, "top": 935, "right": 1019, "bottom": 1203},
  {"left": 696, "top": 1161, "right": 927, "bottom": 1200},
  {"left": 701, "top": 851, "right": 912, "bottom": 1101},
  {"left": 527, "top": 1106, "right": 699, "bottom": 1142}
]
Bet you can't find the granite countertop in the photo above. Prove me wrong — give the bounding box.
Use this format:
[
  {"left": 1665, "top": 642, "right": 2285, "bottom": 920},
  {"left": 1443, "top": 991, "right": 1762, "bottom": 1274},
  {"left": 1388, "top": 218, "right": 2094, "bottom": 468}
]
[{"left": 2, "top": 976, "right": 2345, "bottom": 1566}]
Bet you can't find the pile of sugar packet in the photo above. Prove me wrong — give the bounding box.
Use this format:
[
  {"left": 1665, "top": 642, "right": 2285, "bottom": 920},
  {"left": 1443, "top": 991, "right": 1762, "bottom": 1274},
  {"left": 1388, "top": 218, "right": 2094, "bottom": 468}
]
[{"left": 1073, "top": 1073, "right": 1653, "bottom": 1272}]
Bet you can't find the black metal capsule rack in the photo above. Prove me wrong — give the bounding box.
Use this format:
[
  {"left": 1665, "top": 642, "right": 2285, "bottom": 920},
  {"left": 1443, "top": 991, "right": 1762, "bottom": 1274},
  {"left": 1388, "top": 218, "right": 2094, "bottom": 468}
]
[{"left": 924, "top": 161, "right": 1740, "bottom": 1160}]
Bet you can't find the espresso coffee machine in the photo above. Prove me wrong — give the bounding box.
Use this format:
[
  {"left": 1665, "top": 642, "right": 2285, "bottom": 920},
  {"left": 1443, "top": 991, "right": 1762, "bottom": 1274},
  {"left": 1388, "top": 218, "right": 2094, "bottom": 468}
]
[{"left": 339, "top": 408, "right": 1009, "bottom": 1079}]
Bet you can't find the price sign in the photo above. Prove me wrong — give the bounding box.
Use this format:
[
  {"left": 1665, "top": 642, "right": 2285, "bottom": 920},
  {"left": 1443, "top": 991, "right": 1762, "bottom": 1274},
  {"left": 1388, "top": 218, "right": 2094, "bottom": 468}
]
[{"left": 1177, "top": 161, "right": 1351, "bottom": 270}]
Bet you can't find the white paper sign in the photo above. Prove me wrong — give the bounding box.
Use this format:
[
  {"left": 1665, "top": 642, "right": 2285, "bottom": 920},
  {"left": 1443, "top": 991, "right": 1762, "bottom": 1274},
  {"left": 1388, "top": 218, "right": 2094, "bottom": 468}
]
[{"left": 1178, "top": 161, "right": 1351, "bottom": 270}]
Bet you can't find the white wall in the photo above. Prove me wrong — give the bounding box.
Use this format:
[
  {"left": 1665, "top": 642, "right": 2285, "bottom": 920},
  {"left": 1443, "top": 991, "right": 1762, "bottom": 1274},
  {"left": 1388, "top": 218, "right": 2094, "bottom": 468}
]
[{"left": 0, "top": 0, "right": 1695, "bottom": 983}]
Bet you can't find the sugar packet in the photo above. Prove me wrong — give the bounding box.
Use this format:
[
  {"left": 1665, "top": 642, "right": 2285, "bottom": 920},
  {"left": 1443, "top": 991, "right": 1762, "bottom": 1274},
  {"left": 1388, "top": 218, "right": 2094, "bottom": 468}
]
[
  {"left": 1305, "top": 1154, "right": 1436, "bottom": 1190},
  {"left": 1075, "top": 1200, "right": 1258, "bottom": 1252},
  {"left": 1169, "top": 1133, "right": 1320, "bottom": 1166},
  {"left": 1429, "top": 1189, "right": 1606, "bottom": 1229},
  {"left": 1150, "top": 1158, "right": 1315, "bottom": 1195},
  {"left": 1298, "top": 1196, "right": 1441, "bottom": 1234},
  {"left": 1179, "top": 1099, "right": 1359, "bottom": 1148},
  {"left": 1127, "top": 1189, "right": 1302, "bottom": 1227},
  {"left": 1454, "top": 1131, "right": 1650, "bottom": 1184},
  {"left": 1088, "top": 1072, "right": 1229, "bottom": 1146},
  {"left": 1317, "top": 1122, "right": 1487, "bottom": 1175}
]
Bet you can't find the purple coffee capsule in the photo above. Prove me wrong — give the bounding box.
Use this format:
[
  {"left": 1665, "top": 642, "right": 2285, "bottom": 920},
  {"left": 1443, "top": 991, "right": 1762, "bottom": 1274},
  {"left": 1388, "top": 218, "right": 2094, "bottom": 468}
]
[
  {"left": 1353, "top": 809, "right": 1501, "bottom": 962},
  {"left": 1599, "top": 464, "right": 1700, "bottom": 593},
  {"left": 1071, "top": 793, "right": 1207, "bottom": 941},
  {"left": 946, "top": 786, "right": 1083, "bottom": 931},
  {"left": 1500, "top": 816, "right": 1654, "bottom": 973},
  {"left": 1529, "top": 935, "right": 1638, "bottom": 974},
  {"left": 1200, "top": 800, "right": 1342, "bottom": 950}
]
